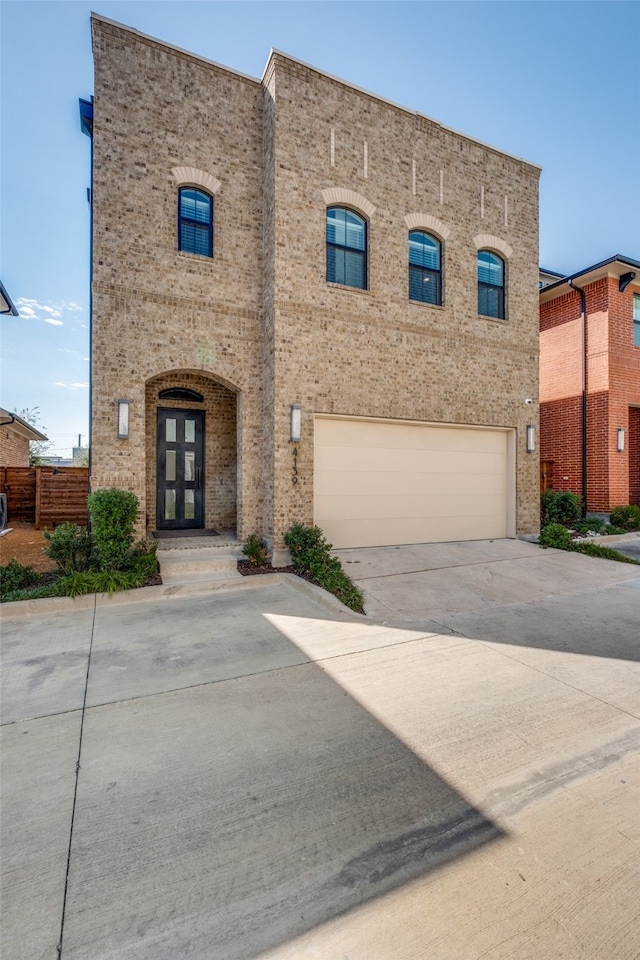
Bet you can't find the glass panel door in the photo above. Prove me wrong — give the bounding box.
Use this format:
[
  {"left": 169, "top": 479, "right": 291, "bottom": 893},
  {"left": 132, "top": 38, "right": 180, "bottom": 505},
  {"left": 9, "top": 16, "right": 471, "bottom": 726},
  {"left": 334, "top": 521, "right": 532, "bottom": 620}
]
[{"left": 156, "top": 407, "right": 205, "bottom": 529}]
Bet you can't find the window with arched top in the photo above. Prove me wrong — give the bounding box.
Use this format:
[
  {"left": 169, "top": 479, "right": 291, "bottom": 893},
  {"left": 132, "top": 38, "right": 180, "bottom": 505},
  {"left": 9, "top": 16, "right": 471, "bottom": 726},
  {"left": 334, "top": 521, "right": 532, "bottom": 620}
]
[
  {"left": 326, "top": 207, "right": 367, "bottom": 290},
  {"left": 178, "top": 187, "right": 213, "bottom": 257},
  {"left": 409, "top": 231, "right": 442, "bottom": 305},
  {"left": 477, "top": 250, "right": 505, "bottom": 318}
]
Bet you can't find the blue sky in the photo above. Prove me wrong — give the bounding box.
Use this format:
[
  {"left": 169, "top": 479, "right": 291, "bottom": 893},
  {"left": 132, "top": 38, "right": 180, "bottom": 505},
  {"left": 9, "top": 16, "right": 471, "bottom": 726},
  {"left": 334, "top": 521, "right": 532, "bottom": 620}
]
[{"left": 1, "top": 0, "right": 639, "bottom": 457}]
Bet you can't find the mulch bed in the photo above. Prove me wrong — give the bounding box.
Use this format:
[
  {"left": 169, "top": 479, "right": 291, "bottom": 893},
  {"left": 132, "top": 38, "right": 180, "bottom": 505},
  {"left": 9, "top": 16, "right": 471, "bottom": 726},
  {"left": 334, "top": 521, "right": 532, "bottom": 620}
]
[{"left": 237, "top": 560, "right": 312, "bottom": 581}]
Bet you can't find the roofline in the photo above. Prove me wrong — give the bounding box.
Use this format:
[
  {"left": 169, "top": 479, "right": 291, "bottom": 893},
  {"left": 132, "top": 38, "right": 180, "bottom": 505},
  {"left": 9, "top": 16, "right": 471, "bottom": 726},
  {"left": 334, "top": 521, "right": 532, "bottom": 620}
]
[
  {"left": 539, "top": 255, "right": 640, "bottom": 302},
  {"left": 264, "top": 49, "right": 541, "bottom": 172},
  {"left": 89, "top": 15, "right": 541, "bottom": 173},
  {"left": 0, "top": 409, "right": 48, "bottom": 442},
  {"left": 90, "top": 13, "right": 260, "bottom": 85},
  {"left": 0, "top": 281, "right": 19, "bottom": 316}
]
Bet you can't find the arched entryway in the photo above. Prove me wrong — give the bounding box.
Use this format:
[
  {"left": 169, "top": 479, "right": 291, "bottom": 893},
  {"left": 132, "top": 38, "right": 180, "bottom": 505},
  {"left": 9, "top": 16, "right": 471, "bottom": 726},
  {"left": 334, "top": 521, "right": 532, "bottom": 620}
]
[{"left": 145, "top": 371, "right": 238, "bottom": 534}]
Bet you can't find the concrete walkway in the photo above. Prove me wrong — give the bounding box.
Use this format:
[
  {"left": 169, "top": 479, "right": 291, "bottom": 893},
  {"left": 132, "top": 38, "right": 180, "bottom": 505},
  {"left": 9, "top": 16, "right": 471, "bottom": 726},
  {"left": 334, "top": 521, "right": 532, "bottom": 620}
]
[{"left": 1, "top": 540, "right": 639, "bottom": 959}]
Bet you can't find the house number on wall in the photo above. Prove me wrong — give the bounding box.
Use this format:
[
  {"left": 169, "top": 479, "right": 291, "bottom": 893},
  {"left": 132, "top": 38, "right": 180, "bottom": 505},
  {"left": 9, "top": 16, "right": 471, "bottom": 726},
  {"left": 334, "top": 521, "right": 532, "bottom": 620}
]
[{"left": 292, "top": 446, "right": 298, "bottom": 484}]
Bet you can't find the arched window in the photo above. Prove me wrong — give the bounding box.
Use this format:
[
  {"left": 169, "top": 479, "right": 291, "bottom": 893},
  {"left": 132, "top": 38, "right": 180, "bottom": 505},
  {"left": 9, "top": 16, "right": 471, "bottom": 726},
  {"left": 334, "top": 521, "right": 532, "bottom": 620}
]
[
  {"left": 409, "top": 231, "right": 442, "bottom": 305},
  {"left": 178, "top": 187, "right": 213, "bottom": 257},
  {"left": 326, "top": 207, "right": 367, "bottom": 290},
  {"left": 477, "top": 250, "right": 505, "bottom": 318}
]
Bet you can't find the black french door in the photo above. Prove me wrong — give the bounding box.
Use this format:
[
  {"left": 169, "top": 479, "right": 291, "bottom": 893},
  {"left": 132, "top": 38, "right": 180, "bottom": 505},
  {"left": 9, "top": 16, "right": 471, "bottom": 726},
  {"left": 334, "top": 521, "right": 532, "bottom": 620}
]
[{"left": 156, "top": 408, "right": 204, "bottom": 529}]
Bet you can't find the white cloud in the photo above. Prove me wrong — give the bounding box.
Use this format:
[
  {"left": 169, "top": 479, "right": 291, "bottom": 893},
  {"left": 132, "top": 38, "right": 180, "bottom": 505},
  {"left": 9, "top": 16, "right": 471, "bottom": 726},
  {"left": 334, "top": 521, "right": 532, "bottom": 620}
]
[
  {"left": 14, "top": 297, "right": 86, "bottom": 326},
  {"left": 54, "top": 381, "right": 89, "bottom": 391}
]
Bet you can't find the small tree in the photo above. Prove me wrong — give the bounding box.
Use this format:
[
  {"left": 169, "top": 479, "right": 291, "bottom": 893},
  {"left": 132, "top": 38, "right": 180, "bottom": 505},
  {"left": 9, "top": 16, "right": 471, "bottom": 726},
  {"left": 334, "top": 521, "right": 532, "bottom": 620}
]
[{"left": 15, "top": 406, "right": 52, "bottom": 465}]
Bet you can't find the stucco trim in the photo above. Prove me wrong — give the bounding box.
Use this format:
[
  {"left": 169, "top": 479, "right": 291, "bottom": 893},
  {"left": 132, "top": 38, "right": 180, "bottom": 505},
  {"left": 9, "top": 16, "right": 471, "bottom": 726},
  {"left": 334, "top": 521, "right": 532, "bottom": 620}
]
[
  {"left": 172, "top": 167, "right": 222, "bottom": 195},
  {"left": 404, "top": 213, "right": 451, "bottom": 240},
  {"left": 473, "top": 233, "right": 513, "bottom": 260},
  {"left": 322, "top": 187, "right": 375, "bottom": 219}
]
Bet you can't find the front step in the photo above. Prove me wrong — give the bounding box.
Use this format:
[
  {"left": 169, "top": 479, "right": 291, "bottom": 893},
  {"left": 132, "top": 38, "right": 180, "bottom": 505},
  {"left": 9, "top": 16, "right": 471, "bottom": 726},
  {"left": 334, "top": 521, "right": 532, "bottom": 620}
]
[{"left": 156, "top": 536, "right": 244, "bottom": 586}]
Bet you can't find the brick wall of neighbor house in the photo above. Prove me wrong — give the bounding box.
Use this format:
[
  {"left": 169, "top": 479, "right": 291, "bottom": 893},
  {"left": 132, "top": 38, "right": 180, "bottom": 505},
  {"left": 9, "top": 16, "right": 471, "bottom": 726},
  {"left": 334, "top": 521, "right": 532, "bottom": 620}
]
[
  {"left": 91, "top": 16, "right": 541, "bottom": 545},
  {"left": 540, "top": 276, "right": 640, "bottom": 511},
  {"left": 0, "top": 428, "right": 30, "bottom": 467}
]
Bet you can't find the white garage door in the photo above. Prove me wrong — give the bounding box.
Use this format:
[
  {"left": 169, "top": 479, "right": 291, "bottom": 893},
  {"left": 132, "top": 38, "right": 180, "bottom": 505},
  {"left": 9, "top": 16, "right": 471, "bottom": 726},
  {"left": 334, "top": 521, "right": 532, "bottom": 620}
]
[{"left": 314, "top": 416, "right": 513, "bottom": 548}]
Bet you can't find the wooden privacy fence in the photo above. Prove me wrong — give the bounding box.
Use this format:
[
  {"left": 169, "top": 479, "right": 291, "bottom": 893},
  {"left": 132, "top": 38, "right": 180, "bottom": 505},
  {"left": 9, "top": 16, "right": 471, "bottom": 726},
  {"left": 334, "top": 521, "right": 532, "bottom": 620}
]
[{"left": 0, "top": 466, "right": 90, "bottom": 529}]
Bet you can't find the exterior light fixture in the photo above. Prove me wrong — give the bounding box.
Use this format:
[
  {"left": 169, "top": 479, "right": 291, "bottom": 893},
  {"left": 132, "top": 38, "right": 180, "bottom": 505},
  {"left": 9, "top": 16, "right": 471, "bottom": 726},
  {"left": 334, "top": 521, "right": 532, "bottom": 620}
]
[
  {"left": 290, "top": 404, "right": 302, "bottom": 443},
  {"left": 526, "top": 424, "right": 536, "bottom": 454},
  {"left": 617, "top": 428, "right": 625, "bottom": 453},
  {"left": 117, "top": 400, "right": 130, "bottom": 439}
]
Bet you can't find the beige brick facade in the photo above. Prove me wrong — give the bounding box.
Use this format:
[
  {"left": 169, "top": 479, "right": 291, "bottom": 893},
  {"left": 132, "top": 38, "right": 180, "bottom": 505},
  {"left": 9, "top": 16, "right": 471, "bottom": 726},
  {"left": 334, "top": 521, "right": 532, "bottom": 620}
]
[{"left": 90, "top": 16, "right": 541, "bottom": 550}]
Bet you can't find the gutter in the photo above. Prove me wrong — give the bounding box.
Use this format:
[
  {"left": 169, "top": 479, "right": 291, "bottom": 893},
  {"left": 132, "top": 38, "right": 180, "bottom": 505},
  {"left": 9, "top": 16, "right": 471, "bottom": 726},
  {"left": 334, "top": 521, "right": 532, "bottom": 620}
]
[{"left": 568, "top": 279, "right": 588, "bottom": 517}]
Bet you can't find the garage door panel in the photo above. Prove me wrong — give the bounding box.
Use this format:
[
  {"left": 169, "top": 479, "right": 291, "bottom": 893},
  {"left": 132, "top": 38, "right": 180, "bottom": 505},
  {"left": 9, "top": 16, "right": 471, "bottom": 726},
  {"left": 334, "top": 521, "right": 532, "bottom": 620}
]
[
  {"left": 314, "top": 417, "right": 511, "bottom": 548},
  {"left": 317, "top": 469, "right": 504, "bottom": 497},
  {"left": 315, "top": 446, "right": 506, "bottom": 475},
  {"left": 315, "top": 491, "right": 507, "bottom": 523}
]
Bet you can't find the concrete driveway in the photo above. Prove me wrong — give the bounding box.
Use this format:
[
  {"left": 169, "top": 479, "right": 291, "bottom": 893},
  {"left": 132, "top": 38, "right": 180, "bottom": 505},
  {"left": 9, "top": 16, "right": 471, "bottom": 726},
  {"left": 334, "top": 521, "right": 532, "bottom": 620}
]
[{"left": 2, "top": 540, "right": 639, "bottom": 960}]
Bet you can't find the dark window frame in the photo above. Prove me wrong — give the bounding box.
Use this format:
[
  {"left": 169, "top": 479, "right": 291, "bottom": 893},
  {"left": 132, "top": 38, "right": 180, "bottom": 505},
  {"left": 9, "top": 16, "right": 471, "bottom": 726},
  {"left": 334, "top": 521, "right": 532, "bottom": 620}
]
[
  {"left": 633, "top": 294, "right": 640, "bottom": 348},
  {"left": 408, "top": 231, "right": 442, "bottom": 306},
  {"left": 326, "top": 206, "right": 368, "bottom": 290},
  {"left": 178, "top": 186, "right": 213, "bottom": 258},
  {"left": 477, "top": 249, "right": 505, "bottom": 319}
]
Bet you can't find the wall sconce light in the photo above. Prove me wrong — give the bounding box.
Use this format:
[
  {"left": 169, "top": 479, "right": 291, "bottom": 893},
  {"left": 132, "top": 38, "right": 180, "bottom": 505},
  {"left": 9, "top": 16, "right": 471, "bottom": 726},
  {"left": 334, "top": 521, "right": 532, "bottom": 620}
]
[
  {"left": 617, "top": 428, "right": 625, "bottom": 453},
  {"left": 290, "top": 404, "right": 301, "bottom": 443},
  {"left": 117, "top": 399, "right": 130, "bottom": 439},
  {"left": 526, "top": 424, "right": 536, "bottom": 454}
]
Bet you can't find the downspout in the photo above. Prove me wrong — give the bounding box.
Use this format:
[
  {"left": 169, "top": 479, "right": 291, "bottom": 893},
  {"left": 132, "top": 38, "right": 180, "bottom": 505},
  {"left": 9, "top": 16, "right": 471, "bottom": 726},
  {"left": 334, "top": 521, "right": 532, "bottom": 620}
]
[
  {"left": 79, "top": 97, "right": 94, "bottom": 492},
  {"left": 568, "top": 278, "right": 587, "bottom": 517}
]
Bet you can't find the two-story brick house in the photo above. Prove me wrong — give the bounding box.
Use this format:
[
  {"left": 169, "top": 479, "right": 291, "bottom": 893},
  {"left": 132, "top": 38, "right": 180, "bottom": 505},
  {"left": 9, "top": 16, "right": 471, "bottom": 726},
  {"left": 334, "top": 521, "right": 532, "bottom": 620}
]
[
  {"left": 540, "top": 256, "right": 640, "bottom": 512},
  {"left": 87, "top": 15, "right": 541, "bottom": 555}
]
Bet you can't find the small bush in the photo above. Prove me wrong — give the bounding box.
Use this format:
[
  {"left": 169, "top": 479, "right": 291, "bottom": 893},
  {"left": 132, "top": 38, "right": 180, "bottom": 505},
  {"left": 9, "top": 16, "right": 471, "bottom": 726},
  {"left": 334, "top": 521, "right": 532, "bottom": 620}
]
[
  {"left": 126, "top": 539, "right": 159, "bottom": 580},
  {"left": 284, "top": 524, "right": 364, "bottom": 613},
  {"left": 242, "top": 533, "right": 269, "bottom": 567},
  {"left": 284, "top": 524, "right": 333, "bottom": 573},
  {"left": 539, "top": 523, "right": 573, "bottom": 550},
  {"left": 0, "top": 559, "right": 40, "bottom": 601},
  {"left": 88, "top": 488, "right": 139, "bottom": 571},
  {"left": 44, "top": 523, "right": 93, "bottom": 575},
  {"left": 609, "top": 505, "right": 640, "bottom": 532},
  {"left": 602, "top": 524, "right": 625, "bottom": 536},
  {"left": 541, "top": 489, "right": 582, "bottom": 527}
]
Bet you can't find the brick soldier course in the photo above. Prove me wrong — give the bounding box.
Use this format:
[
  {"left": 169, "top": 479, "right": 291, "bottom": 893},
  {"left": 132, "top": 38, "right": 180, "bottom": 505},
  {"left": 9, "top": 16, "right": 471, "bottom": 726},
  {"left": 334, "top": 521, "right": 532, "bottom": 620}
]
[{"left": 89, "top": 15, "right": 541, "bottom": 554}]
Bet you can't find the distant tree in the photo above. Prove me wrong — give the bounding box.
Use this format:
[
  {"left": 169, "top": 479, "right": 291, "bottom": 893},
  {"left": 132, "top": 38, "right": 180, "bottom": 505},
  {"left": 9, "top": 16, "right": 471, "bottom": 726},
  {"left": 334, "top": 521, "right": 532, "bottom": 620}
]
[{"left": 15, "top": 406, "right": 52, "bottom": 465}]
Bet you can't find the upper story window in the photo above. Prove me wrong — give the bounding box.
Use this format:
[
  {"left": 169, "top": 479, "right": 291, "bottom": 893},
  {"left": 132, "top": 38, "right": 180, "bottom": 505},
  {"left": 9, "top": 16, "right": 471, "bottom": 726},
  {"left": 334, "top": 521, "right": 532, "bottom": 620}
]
[
  {"left": 326, "top": 207, "right": 367, "bottom": 290},
  {"left": 178, "top": 187, "right": 213, "bottom": 258},
  {"left": 634, "top": 294, "right": 640, "bottom": 347},
  {"left": 478, "top": 250, "right": 505, "bottom": 319},
  {"left": 409, "top": 231, "right": 442, "bottom": 305}
]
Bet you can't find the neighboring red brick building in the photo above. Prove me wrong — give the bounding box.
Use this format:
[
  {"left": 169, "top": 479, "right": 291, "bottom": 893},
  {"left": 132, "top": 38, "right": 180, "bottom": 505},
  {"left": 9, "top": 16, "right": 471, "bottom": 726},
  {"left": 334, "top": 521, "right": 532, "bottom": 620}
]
[{"left": 539, "top": 255, "right": 640, "bottom": 512}]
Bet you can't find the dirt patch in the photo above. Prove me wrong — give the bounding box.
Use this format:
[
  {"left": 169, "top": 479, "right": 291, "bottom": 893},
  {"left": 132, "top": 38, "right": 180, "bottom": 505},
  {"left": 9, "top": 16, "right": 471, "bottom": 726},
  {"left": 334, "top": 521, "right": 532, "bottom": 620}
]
[{"left": 0, "top": 524, "right": 56, "bottom": 572}]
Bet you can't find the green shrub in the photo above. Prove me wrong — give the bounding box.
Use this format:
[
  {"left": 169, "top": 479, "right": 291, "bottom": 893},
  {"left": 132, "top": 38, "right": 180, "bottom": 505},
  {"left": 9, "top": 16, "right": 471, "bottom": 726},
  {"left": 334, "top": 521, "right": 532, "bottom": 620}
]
[
  {"left": 541, "top": 489, "right": 582, "bottom": 527},
  {"left": 284, "top": 524, "right": 333, "bottom": 573},
  {"left": 602, "top": 524, "right": 625, "bottom": 536},
  {"left": 43, "top": 523, "right": 93, "bottom": 575},
  {"left": 284, "top": 524, "right": 364, "bottom": 613},
  {"left": 539, "top": 523, "right": 573, "bottom": 550},
  {"left": 573, "top": 541, "right": 640, "bottom": 565},
  {"left": 126, "top": 540, "right": 159, "bottom": 580},
  {"left": 609, "top": 505, "right": 640, "bottom": 532},
  {"left": 242, "top": 533, "right": 269, "bottom": 567},
  {"left": 88, "top": 488, "right": 139, "bottom": 571},
  {"left": 570, "top": 518, "right": 604, "bottom": 536},
  {"left": 58, "top": 569, "right": 147, "bottom": 598},
  {"left": 0, "top": 559, "right": 40, "bottom": 601}
]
